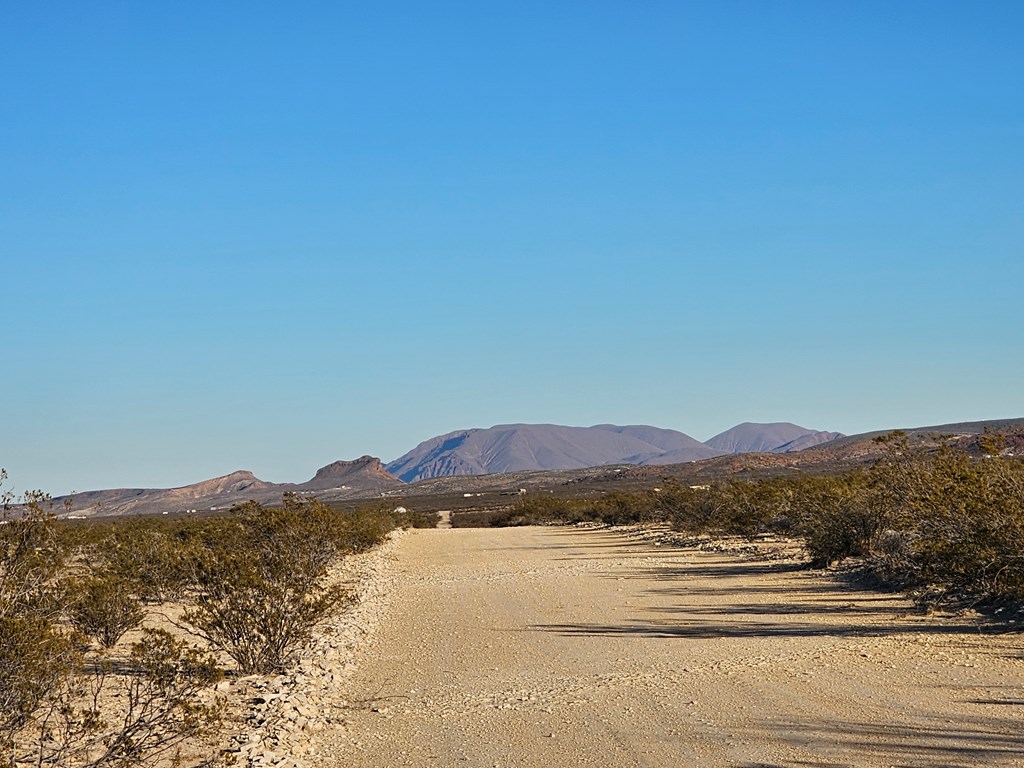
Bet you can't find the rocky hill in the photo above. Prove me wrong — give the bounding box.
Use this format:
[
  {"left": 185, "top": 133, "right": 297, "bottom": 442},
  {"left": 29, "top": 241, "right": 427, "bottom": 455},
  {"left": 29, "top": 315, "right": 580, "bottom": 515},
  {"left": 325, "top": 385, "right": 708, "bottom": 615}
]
[
  {"left": 59, "top": 456, "right": 403, "bottom": 518},
  {"left": 298, "top": 456, "right": 401, "bottom": 492},
  {"left": 705, "top": 422, "right": 844, "bottom": 454}
]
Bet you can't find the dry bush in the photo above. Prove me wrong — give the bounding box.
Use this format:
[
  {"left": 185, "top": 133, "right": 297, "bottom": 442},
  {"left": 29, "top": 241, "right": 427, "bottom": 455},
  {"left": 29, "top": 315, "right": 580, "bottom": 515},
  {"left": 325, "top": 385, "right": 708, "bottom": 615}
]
[
  {"left": 76, "top": 629, "right": 222, "bottom": 768},
  {"left": 10, "top": 629, "right": 221, "bottom": 768},
  {"left": 588, "top": 492, "right": 663, "bottom": 526},
  {"left": 389, "top": 505, "right": 440, "bottom": 529},
  {"left": 0, "top": 614, "right": 80, "bottom": 749},
  {"left": 183, "top": 497, "right": 369, "bottom": 674},
  {"left": 449, "top": 509, "right": 502, "bottom": 527},
  {"left": 881, "top": 443, "right": 1024, "bottom": 601},
  {"left": 0, "top": 499, "right": 67, "bottom": 620},
  {"left": 332, "top": 504, "right": 398, "bottom": 553},
  {"left": 185, "top": 564, "right": 351, "bottom": 675},
  {"left": 792, "top": 474, "right": 882, "bottom": 567},
  {"left": 68, "top": 574, "right": 144, "bottom": 649},
  {"left": 91, "top": 520, "right": 201, "bottom": 604},
  {"left": 484, "top": 495, "right": 589, "bottom": 526}
]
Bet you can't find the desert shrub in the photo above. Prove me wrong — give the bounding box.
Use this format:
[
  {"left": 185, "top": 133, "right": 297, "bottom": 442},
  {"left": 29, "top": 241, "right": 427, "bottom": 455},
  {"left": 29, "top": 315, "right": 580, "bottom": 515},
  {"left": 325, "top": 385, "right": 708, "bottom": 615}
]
[
  {"left": 660, "top": 483, "right": 716, "bottom": 532},
  {"left": 233, "top": 497, "right": 341, "bottom": 587},
  {"left": 795, "top": 474, "right": 882, "bottom": 567},
  {"left": 869, "top": 528, "right": 919, "bottom": 588},
  {"left": 68, "top": 574, "right": 144, "bottom": 649},
  {"left": 892, "top": 447, "right": 1024, "bottom": 600},
  {"left": 3, "top": 616, "right": 221, "bottom": 768},
  {"left": 91, "top": 519, "right": 201, "bottom": 604},
  {"left": 802, "top": 498, "right": 875, "bottom": 567},
  {"left": 183, "top": 497, "right": 368, "bottom": 674},
  {"left": 334, "top": 505, "right": 397, "bottom": 553},
  {"left": 0, "top": 485, "right": 81, "bottom": 751},
  {"left": 0, "top": 500, "right": 67, "bottom": 620},
  {"left": 10, "top": 628, "right": 222, "bottom": 768},
  {"left": 0, "top": 474, "right": 224, "bottom": 767},
  {"left": 709, "top": 483, "right": 765, "bottom": 535},
  {"left": 234, "top": 495, "right": 397, "bottom": 572},
  {"left": 664, "top": 482, "right": 752, "bottom": 534},
  {"left": 589, "top": 491, "right": 662, "bottom": 525},
  {"left": 449, "top": 509, "right": 505, "bottom": 527},
  {"left": 0, "top": 614, "right": 81, "bottom": 748},
  {"left": 798, "top": 433, "right": 1024, "bottom": 602},
  {"left": 184, "top": 561, "right": 351, "bottom": 674},
  {"left": 483, "top": 495, "right": 581, "bottom": 526},
  {"left": 729, "top": 479, "right": 801, "bottom": 535},
  {"left": 387, "top": 505, "right": 439, "bottom": 529},
  {"left": 79, "top": 629, "right": 223, "bottom": 768},
  {"left": 675, "top": 481, "right": 785, "bottom": 536}
]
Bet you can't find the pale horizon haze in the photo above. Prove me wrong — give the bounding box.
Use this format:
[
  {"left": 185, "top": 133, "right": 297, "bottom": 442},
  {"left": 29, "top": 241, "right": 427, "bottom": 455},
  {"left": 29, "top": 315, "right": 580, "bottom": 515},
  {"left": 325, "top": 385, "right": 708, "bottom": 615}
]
[{"left": 3, "top": 2, "right": 1022, "bottom": 495}]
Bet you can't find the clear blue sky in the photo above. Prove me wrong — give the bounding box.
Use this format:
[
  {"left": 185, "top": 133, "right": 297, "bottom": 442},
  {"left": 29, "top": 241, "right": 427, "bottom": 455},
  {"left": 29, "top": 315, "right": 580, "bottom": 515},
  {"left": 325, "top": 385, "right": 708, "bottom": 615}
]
[{"left": 3, "top": 2, "right": 1022, "bottom": 495}]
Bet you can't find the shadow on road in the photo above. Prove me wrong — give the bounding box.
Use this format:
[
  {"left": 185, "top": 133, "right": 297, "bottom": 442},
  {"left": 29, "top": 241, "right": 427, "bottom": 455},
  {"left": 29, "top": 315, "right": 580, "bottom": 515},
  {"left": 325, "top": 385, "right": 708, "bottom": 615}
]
[
  {"left": 756, "top": 713, "right": 1024, "bottom": 768},
  {"left": 529, "top": 617, "right": 981, "bottom": 639},
  {"left": 525, "top": 529, "right": 1018, "bottom": 641}
]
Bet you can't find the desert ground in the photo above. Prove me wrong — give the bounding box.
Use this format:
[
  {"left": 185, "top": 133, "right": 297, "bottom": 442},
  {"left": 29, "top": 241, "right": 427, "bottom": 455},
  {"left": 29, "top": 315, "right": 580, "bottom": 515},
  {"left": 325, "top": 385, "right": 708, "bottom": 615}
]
[{"left": 296, "top": 525, "right": 1024, "bottom": 768}]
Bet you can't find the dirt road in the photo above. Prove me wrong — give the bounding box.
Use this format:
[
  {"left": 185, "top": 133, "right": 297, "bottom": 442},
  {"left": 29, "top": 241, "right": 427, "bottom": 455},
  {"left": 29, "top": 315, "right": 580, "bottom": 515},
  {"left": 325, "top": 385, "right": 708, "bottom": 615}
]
[{"left": 312, "top": 526, "right": 1024, "bottom": 767}]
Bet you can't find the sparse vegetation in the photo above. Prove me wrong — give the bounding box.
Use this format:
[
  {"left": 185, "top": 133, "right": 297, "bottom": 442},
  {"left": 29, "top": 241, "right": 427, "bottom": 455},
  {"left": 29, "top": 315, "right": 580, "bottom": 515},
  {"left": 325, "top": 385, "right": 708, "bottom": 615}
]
[
  {"left": 0, "top": 613, "right": 80, "bottom": 748},
  {"left": 68, "top": 574, "right": 145, "bottom": 649},
  {"left": 0, "top": 472, "right": 409, "bottom": 766},
  {"left": 182, "top": 496, "right": 363, "bottom": 674},
  {"left": 89, "top": 519, "right": 202, "bottom": 604},
  {"left": 14, "top": 629, "right": 224, "bottom": 768}
]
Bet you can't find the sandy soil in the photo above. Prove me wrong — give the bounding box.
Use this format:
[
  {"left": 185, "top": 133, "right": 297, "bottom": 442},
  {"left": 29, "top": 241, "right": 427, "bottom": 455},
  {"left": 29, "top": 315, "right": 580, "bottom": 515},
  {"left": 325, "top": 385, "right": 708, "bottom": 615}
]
[{"left": 310, "top": 526, "right": 1024, "bottom": 768}]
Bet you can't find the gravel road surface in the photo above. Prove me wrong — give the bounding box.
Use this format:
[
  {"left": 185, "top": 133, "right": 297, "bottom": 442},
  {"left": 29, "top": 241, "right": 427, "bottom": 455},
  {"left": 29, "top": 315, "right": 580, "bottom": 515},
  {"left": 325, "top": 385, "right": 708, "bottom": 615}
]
[{"left": 312, "top": 526, "right": 1024, "bottom": 767}]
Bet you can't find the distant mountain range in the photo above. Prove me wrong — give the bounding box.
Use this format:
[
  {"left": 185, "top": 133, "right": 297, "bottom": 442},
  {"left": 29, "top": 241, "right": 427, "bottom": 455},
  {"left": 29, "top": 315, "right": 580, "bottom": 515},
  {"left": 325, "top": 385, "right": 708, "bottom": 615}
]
[
  {"left": 60, "top": 456, "right": 402, "bottom": 517},
  {"left": 57, "top": 418, "right": 1024, "bottom": 519},
  {"left": 385, "top": 422, "right": 843, "bottom": 482},
  {"left": 51, "top": 421, "right": 843, "bottom": 517}
]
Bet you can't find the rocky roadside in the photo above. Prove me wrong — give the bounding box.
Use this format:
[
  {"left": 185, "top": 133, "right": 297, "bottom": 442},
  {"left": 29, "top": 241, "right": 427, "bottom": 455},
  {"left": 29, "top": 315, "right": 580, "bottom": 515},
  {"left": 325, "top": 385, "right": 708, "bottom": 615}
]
[
  {"left": 572, "top": 521, "right": 808, "bottom": 562},
  {"left": 215, "top": 529, "right": 406, "bottom": 768}
]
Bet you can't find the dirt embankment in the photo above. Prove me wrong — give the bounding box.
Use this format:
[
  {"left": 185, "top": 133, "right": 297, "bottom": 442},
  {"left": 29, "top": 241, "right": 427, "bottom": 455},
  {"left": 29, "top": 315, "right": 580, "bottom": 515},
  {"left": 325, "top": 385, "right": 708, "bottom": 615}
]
[{"left": 304, "top": 526, "right": 1024, "bottom": 768}]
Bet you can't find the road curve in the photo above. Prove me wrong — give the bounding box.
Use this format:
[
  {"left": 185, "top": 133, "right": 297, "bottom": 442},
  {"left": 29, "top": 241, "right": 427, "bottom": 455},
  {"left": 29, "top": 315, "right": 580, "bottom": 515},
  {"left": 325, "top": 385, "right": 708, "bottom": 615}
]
[{"left": 311, "top": 526, "right": 1024, "bottom": 768}]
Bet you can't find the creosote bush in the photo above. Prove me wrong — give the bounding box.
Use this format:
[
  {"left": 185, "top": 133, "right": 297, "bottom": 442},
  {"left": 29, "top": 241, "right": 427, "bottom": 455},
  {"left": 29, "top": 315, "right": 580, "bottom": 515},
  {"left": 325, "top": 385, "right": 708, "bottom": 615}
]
[
  {"left": 82, "top": 628, "right": 223, "bottom": 768},
  {"left": 90, "top": 519, "right": 203, "bottom": 604},
  {"left": 870, "top": 434, "right": 1024, "bottom": 601},
  {"left": 183, "top": 495, "right": 390, "bottom": 674},
  {"left": 68, "top": 574, "right": 144, "bottom": 649},
  {"left": 0, "top": 497, "right": 68, "bottom": 620},
  {"left": 0, "top": 614, "right": 80, "bottom": 748},
  {"left": 9, "top": 628, "right": 222, "bottom": 768}
]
